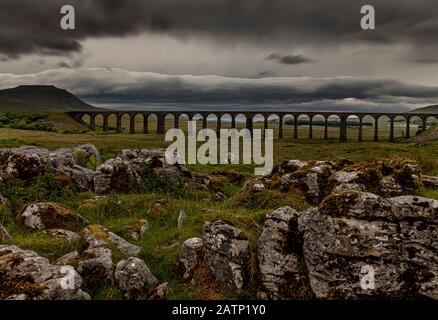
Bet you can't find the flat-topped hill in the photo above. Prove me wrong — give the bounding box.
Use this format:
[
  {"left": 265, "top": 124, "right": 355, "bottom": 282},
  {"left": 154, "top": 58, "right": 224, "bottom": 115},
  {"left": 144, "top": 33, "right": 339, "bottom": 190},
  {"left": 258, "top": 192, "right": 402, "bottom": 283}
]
[{"left": 0, "top": 85, "right": 99, "bottom": 112}]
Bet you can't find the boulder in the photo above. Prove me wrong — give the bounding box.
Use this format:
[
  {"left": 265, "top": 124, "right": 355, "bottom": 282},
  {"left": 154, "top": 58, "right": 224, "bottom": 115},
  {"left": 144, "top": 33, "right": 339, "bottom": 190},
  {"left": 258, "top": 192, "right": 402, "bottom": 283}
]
[
  {"left": 423, "top": 176, "right": 438, "bottom": 189},
  {"left": 253, "top": 183, "right": 266, "bottom": 193},
  {"left": 16, "top": 203, "right": 88, "bottom": 231},
  {"left": 148, "top": 199, "right": 170, "bottom": 215},
  {"left": 129, "top": 219, "right": 149, "bottom": 241},
  {"left": 331, "top": 159, "right": 421, "bottom": 197},
  {"left": 0, "top": 194, "right": 10, "bottom": 209},
  {"left": 0, "top": 245, "right": 89, "bottom": 300},
  {"left": 42, "top": 229, "right": 80, "bottom": 242},
  {"left": 177, "top": 237, "right": 204, "bottom": 280},
  {"left": 72, "top": 144, "right": 101, "bottom": 163},
  {"left": 0, "top": 145, "right": 99, "bottom": 191},
  {"left": 202, "top": 220, "right": 252, "bottom": 292},
  {"left": 94, "top": 158, "right": 141, "bottom": 194},
  {"left": 0, "top": 225, "right": 11, "bottom": 241},
  {"left": 304, "top": 161, "right": 336, "bottom": 202},
  {"left": 153, "top": 167, "right": 182, "bottom": 186},
  {"left": 56, "top": 227, "right": 114, "bottom": 286},
  {"left": 149, "top": 282, "right": 169, "bottom": 300},
  {"left": 212, "top": 192, "right": 228, "bottom": 201},
  {"left": 114, "top": 257, "right": 160, "bottom": 300},
  {"left": 3, "top": 147, "right": 48, "bottom": 179},
  {"left": 177, "top": 210, "right": 186, "bottom": 229},
  {"left": 331, "top": 171, "right": 365, "bottom": 193},
  {"left": 257, "top": 207, "right": 311, "bottom": 299},
  {"left": 299, "top": 191, "right": 438, "bottom": 300},
  {"left": 86, "top": 225, "right": 141, "bottom": 257}
]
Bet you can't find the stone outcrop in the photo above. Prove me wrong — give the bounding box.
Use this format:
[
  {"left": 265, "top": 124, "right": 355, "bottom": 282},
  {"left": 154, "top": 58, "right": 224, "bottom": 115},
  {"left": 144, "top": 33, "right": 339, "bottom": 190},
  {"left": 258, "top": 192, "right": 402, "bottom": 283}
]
[
  {"left": 298, "top": 191, "right": 438, "bottom": 300},
  {"left": 94, "top": 158, "right": 141, "bottom": 194},
  {"left": 237, "top": 158, "right": 424, "bottom": 207},
  {"left": 42, "top": 229, "right": 80, "bottom": 242},
  {"left": 16, "top": 202, "right": 88, "bottom": 231},
  {"left": 114, "top": 257, "right": 161, "bottom": 300},
  {"left": 55, "top": 227, "right": 114, "bottom": 287},
  {"left": 85, "top": 225, "right": 141, "bottom": 257},
  {"left": 0, "top": 193, "right": 10, "bottom": 209},
  {"left": 257, "top": 207, "right": 311, "bottom": 299},
  {"left": 129, "top": 219, "right": 149, "bottom": 241},
  {"left": 0, "top": 245, "right": 89, "bottom": 300},
  {"left": 423, "top": 175, "right": 438, "bottom": 189},
  {"left": 177, "top": 237, "right": 204, "bottom": 281},
  {"left": 202, "top": 220, "right": 252, "bottom": 292},
  {"left": 0, "top": 145, "right": 98, "bottom": 191},
  {"left": 0, "top": 225, "right": 11, "bottom": 241}
]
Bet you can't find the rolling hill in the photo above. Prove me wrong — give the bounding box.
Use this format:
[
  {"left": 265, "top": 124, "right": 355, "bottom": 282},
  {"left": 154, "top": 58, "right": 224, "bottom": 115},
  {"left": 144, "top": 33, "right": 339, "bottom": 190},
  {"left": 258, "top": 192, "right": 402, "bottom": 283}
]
[
  {"left": 0, "top": 85, "right": 100, "bottom": 112},
  {"left": 411, "top": 104, "right": 438, "bottom": 114}
]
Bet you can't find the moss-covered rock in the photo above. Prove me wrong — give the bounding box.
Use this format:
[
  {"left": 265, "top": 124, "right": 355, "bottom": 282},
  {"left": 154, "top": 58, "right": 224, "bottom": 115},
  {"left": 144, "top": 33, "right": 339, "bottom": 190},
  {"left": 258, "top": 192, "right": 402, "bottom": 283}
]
[{"left": 16, "top": 202, "right": 89, "bottom": 231}]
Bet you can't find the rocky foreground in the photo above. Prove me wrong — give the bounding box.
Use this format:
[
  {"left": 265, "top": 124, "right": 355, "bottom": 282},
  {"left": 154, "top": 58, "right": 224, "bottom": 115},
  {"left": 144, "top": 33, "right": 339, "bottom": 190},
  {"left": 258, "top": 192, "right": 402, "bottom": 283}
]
[{"left": 0, "top": 144, "right": 438, "bottom": 300}]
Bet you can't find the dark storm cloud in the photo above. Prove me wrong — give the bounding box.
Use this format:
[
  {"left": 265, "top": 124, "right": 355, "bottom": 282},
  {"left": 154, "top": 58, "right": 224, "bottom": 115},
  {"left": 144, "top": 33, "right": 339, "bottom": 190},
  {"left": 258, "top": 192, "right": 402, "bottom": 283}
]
[
  {"left": 1, "top": 0, "right": 438, "bottom": 57},
  {"left": 0, "top": 68, "right": 435, "bottom": 112},
  {"left": 266, "top": 53, "right": 316, "bottom": 65}
]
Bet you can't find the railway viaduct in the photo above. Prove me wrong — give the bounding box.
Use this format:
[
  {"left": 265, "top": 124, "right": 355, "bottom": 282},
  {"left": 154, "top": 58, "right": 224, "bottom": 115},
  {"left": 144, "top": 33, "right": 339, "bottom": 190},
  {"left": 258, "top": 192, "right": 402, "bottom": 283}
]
[{"left": 68, "top": 110, "right": 438, "bottom": 142}]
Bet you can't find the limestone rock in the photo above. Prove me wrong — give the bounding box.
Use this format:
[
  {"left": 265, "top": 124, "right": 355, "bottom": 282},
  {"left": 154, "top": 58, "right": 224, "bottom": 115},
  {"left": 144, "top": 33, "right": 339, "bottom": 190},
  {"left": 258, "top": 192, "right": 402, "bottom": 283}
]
[
  {"left": 304, "top": 161, "right": 336, "bottom": 202},
  {"left": 253, "top": 183, "right": 265, "bottom": 193},
  {"left": 72, "top": 144, "right": 101, "bottom": 163},
  {"left": 94, "top": 158, "right": 141, "bottom": 194},
  {"left": 299, "top": 191, "right": 438, "bottom": 300},
  {"left": 0, "top": 194, "right": 10, "bottom": 209},
  {"left": 86, "top": 225, "right": 141, "bottom": 256},
  {"left": 130, "top": 219, "right": 149, "bottom": 241},
  {"left": 0, "top": 245, "right": 89, "bottom": 300},
  {"left": 42, "top": 229, "right": 80, "bottom": 242},
  {"left": 114, "top": 257, "right": 160, "bottom": 300},
  {"left": 153, "top": 167, "right": 182, "bottom": 186},
  {"left": 257, "top": 207, "right": 310, "bottom": 299},
  {"left": 0, "top": 145, "right": 98, "bottom": 191},
  {"left": 16, "top": 202, "right": 89, "bottom": 231},
  {"left": 56, "top": 227, "right": 114, "bottom": 286},
  {"left": 177, "top": 210, "right": 186, "bottom": 229},
  {"left": 0, "top": 225, "right": 11, "bottom": 241},
  {"left": 202, "top": 220, "right": 251, "bottom": 292},
  {"left": 177, "top": 237, "right": 204, "bottom": 280},
  {"left": 423, "top": 175, "right": 438, "bottom": 189},
  {"left": 149, "top": 282, "right": 168, "bottom": 300},
  {"left": 212, "top": 192, "right": 228, "bottom": 201}
]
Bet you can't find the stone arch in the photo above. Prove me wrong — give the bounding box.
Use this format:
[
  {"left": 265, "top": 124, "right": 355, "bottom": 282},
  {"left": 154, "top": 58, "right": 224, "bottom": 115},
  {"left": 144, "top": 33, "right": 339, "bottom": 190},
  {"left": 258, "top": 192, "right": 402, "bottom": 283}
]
[
  {"left": 393, "top": 115, "right": 408, "bottom": 140},
  {"left": 105, "top": 113, "right": 117, "bottom": 132},
  {"left": 376, "top": 115, "right": 392, "bottom": 141},
  {"left": 147, "top": 113, "right": 158, "bottom": 134},
  {"left": 282, "top": 114, "right": 294, "bottom": 138},
  {"left": 206, "top": 113, "right": 218, "bottom": 133},
  {"left": 234, "top": 113, "right": 246, "bottom": 130},
  {"left": 325, "top": 115, "right": 341, "bottom": 140},
  {"left": 295, "top": 114, "right": 310, "bottom": 139},
  {"left": 267, "top": 114, "right": 280, "bottom": 137},
  {"left": 93, "top": 114, "right": 104, "bottom": 131},
  {"left": 163, "top": 113, "right": 174, "bottom": 131},
  {"left": 81, "top": 113, "right": 91, "bottom": 129},
  {"left": 220, "top": 113, "right": 232, "bottom": 130},
  {"left": 252, "top": 113, "right": 265, "bottom": 132},
  {"left": 346, "top": 114, "right": 360, "bottom": 141},
  {"left": 359, "top": 115, "right": 375, "bottom": 141},
  {"left": 408, "top": 115, "right": 424, "bottom": 137},
  {"left": 311, "top": 114, "right": 326, "bottom": 139},
  {"left": 426, "top": 115, "right": 438, "bottom": 131}
]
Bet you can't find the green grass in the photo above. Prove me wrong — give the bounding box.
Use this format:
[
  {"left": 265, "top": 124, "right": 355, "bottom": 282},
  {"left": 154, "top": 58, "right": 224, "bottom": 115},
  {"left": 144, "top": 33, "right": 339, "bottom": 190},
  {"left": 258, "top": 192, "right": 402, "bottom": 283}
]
[{"left": 2, "top": 116, "right": 438, "bottom": 300}]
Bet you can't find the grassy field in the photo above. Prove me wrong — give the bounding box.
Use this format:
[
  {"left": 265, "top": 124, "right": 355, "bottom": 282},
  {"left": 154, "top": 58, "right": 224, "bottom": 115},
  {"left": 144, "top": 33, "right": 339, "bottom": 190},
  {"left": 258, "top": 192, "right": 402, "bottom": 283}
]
[{"left": 1, "top": 112, "right": 438, "bottom": 300}]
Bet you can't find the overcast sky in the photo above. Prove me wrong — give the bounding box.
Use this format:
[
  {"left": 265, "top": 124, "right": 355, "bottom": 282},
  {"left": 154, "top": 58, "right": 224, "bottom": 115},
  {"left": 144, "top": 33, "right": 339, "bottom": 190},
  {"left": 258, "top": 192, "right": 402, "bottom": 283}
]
[{"left": 1, "top": 0, "right": 438, "bottom": 111}]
